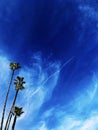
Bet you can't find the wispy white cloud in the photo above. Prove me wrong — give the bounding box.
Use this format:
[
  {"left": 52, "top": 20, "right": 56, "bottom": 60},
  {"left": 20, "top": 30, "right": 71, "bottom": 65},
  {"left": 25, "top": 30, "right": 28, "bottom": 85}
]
[
  {"left": 0, "top": 52, "right": 60, "bottom": 129},
  {"left": 0, "top": 54, "right": 11, "bottom": 115},
  {"left": 29, "top": 109, "right": 98, "bottom": 130},
  {"left": 15, "top": 53, "right": 60, "bottom": 129},
  {"left": 0, "top": 55, "right": 10, "bottom": 85},
  {"left": 78, "top": 5, "right": 98, "bottom": 20},
  {"left": 53, "top": 112, "right": 98, "bottom": 130},
  {"left": 31, "top": 72, "right": 98, "bottom": 130},
  {"left": 1, "top": 52, "right": 98, "bottom": 130}
]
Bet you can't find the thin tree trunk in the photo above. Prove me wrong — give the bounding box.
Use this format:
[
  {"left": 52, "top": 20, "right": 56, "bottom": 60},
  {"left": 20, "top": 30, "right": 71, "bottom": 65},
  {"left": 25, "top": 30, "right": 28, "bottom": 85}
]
[
  {"left": 12, "top": 116, "right": 17, "bottom": 130},
  {"left": 4, "top": 90, "right": 19, "bottom": 130},
  {"left": 0, "top": 70, "right": 14, "bottom": 130},
  {"left": 6, "top": 113, "right": 12, "bottom": 130}
]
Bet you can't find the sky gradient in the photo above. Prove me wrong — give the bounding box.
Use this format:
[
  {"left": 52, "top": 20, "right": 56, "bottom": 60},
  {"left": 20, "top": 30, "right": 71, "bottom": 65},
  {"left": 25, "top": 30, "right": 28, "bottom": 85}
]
[{"left": 0, "top": 0, "right": 98, "bottom": 130}]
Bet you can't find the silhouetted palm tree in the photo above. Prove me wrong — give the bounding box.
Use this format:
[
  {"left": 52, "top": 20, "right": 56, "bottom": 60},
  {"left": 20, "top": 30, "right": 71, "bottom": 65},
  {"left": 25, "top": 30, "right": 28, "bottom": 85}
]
[
  {"left": 5, "top": 76, "right": 25, "bottom": 130},
  {"left": 12, "top": 106, "right": 24, "bottom": 130},
  {"left": 0, "top": 63, "right": 21, "bottom": 130},
  {"left": 10, "top": 63, "right": 21, "bottom": 71}
]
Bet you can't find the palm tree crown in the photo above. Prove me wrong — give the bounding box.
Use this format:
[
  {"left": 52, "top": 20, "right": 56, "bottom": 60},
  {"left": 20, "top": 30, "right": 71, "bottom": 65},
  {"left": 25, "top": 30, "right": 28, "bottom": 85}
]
[
  {"left": 14, "top": 76, "right": 25, "bottom": 90},
  {"left": 10, "top": 63, "right": 21, "bottom": 71},
  {"left": 12, "top": 106, "right": 24, "bottom": 117},
  {"left": 11, "top": 107, "right": 24, "bottom": 130}
]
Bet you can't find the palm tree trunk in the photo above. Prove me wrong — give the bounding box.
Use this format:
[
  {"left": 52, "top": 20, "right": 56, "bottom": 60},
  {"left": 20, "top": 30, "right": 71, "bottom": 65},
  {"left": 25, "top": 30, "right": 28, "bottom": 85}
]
[
  {"left": 0, "top": 70, "right": 14, "bottom": 130},
  {"left": 6, "top": 113, "right": 12, "bottom": 130},
  {"left": 4, "top": 90, "right": 19, "bottom": 130},
  {"left": 12, "top": 116, "right": 17, "bottom": 130}
]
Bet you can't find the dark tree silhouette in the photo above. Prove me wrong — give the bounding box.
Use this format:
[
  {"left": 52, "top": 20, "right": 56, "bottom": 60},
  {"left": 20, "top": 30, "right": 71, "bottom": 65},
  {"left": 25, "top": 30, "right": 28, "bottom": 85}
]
[
  {"left": 11, "top": 106, "right": 24, "bottom": 130},
  {"left": 5, "top": 76, "right": 25, "bottom": 130},
  {"left": 0, "top": 63, "right": 21, "bottom": 130}
]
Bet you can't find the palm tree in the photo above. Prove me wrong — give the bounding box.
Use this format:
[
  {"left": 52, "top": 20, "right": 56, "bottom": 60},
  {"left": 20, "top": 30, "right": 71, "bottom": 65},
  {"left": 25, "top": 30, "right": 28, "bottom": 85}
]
[
  {"left": 0, "top": 63, "right": 21, "bottom": 130},
  {"left": 11, "top": 106, "right": 24, "bottom": 130},
  {"left": 5, "top": 76, "right": 25, "bottom": 130},
  {"left": 10, "top": 63, "right": 21, "bottom": 71}
]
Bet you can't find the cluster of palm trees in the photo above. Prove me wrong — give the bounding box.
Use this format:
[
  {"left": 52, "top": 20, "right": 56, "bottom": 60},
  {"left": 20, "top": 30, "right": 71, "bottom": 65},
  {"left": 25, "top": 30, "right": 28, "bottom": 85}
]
[{"left": 0, "top": 63, "right": 25, "bottom": 130}]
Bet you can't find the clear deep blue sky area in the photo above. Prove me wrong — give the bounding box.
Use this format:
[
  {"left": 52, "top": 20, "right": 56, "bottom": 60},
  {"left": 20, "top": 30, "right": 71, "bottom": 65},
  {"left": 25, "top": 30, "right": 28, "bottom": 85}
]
[{"left": 0, "top": 0, "right": 98, "bottom": 130}]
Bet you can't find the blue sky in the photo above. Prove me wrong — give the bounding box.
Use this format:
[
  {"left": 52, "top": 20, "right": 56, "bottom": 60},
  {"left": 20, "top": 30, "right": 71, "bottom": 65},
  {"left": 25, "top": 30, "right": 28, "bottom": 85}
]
[{"left": 0, "top": 0, "right": 98, "bottom": 130}]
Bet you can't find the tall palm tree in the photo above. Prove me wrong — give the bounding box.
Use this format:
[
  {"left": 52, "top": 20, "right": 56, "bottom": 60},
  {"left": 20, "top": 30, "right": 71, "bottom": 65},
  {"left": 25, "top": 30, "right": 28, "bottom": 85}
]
[
  {"left": 10, "top": 63, "right": 21, "bottom": 71},
  {"left": 11, "top": 106, "right": 24, "bottom": 130},
  {"left": 0, "top": 63, "right": 21, "bottom": 130},
  {"left": 5, "top": 76, "right": 25, "bottom": 130}
]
